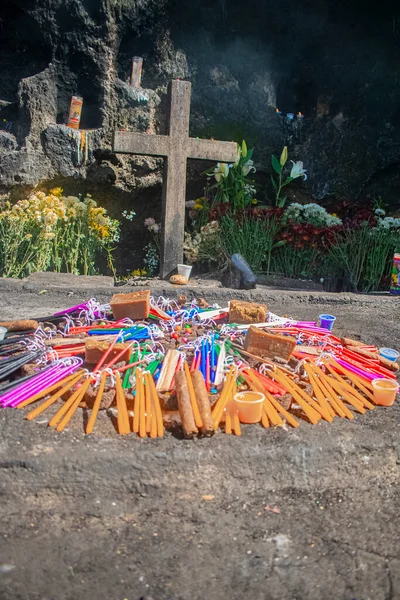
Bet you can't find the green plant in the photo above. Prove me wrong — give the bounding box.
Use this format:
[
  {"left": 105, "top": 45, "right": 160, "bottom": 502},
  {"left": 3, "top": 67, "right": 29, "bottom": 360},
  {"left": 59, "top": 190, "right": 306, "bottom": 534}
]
[
  {"left": 205, "top": 141, "right": 257, "bottom": 213},
  {"left": 271, "top": 147, "right": 307, "bottom": 208},
  {"left": 219, "top": 214, "right": 283, "bottom": 273},
  {"left": 271, "top": 244, "right": 323, "bottom": 279},
  {"left": 143, "top": 217, "right": 161, "bottom": 275},
  {"left": 327, "top": 223, "right": 399, "bottom": 292},
  {"left": 184, "top": 221, "right": 222, "bottom": 265}
]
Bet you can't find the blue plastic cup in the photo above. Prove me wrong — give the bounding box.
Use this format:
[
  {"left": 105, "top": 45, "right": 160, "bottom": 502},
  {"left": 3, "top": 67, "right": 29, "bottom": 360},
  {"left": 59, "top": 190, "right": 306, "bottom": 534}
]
[
  {"left": 379, "top": 348, "right": 399, "bottom": 362},
  {"left": 319, "top": 314, "right": 336, "bottom": 331}
]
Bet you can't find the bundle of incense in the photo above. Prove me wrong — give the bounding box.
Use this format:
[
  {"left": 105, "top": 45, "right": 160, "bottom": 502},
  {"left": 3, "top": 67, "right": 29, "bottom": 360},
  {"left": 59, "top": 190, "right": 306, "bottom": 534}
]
[
  {"left": 191, "top": 370, "right": 214, "bottom": 436},
  {"left": 0, "top": 360, "right": 82, "bottom": 407},
  {"left": 184, "top": 362, "right": 203, "bottom": 429},
  {"left": 156, "top": 349, "right": 180, "bottom": 392},
  {"left": 0, "top": 320, "right": 39, "bottom": 332},
  {"left": 0, "top": 350, "right": 43, "bottom": 382},
  {"left": 176, "top": 370, "right": 198, "bottom": 438}
]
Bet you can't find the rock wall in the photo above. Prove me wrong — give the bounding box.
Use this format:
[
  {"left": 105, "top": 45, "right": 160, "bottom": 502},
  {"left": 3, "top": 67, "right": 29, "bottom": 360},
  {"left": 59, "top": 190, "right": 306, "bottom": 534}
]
[{"left": 1, "top": 0, "right": 400, "bottom": 209}]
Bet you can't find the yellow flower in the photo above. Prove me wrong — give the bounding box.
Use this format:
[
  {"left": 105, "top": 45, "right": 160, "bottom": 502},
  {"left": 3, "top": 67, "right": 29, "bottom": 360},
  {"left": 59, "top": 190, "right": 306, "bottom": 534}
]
[
  {"left": 251, "top": 199, "right": 258, "bottom": 205},
  {"left": 131, "top": 268, "right": 147, "bottom": 277},
  {"left": 49, "top": 187, "right": 63, "bottom": 197},
  {"left": 194, "top": 203, "right": 203, "bottom": 211}
]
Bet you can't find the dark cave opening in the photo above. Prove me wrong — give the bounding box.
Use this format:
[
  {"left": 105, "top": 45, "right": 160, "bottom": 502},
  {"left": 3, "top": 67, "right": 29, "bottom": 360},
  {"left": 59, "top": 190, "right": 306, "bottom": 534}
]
[
  {"left": 55, "top": 49, "right": 104, "bottom": 130},
  {"left": 0, "top": 2, "right": 52, "bottom": 103}
]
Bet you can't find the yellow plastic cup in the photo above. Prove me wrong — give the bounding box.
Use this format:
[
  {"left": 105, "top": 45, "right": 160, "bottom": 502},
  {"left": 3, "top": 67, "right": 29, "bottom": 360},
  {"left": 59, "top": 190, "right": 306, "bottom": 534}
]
[
  {"left": 371, "top": 378, "right": 399, "bottom": 407},
  {"left": 234, "top": 391, "right": 265, "bottom": 423}
]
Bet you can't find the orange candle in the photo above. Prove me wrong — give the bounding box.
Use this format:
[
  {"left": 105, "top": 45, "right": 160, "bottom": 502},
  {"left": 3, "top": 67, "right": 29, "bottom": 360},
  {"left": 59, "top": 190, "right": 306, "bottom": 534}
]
[
  {"left": 26, "top": 372, "right": 84, "bottom": 421},
  {"left": 86, "top": 372, "right": 108, "bottom": 434}
]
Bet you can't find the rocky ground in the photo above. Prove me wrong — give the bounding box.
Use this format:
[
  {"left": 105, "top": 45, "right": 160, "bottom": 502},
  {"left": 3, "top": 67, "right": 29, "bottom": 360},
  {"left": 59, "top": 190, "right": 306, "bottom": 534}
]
[{"left": 0, "top": 277, "right": 400, "bottom": 600}]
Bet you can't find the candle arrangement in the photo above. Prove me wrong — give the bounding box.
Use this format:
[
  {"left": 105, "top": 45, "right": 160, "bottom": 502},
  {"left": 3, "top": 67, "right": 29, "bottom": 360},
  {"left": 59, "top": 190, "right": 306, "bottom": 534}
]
[{"left": 0, "top": 293, "right": 398, "bottom": 439}]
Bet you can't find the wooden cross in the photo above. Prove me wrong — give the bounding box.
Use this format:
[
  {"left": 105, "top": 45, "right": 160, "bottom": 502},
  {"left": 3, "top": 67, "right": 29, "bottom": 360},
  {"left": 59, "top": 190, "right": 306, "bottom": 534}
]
[{"left": 113, "top": 79, "right": 238, "bottom": 278}]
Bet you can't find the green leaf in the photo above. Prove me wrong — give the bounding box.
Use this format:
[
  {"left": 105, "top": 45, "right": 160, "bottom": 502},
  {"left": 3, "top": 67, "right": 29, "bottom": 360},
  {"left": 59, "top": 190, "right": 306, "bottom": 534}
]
[
  {"left": 273, "top": 240, "right": 287, "bottom": 249},
  {"left": 271, "top": 155, "right": 282, "bottom": 175},
  {"left": 246, "top": 148, "right": 254, "bottom": 162},
  {"left": 270, "top": 174, "right": 278, "bottom": 191},
  {"left": 277, "top": 194, "right": 288, "bottom": 208}
]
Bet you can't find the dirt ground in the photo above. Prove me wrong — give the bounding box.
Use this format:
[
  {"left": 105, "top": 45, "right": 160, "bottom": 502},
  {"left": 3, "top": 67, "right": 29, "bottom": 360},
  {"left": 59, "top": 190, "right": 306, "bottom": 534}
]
[{"left": 1, "top": 284, "right": 400, "bottom": 600}]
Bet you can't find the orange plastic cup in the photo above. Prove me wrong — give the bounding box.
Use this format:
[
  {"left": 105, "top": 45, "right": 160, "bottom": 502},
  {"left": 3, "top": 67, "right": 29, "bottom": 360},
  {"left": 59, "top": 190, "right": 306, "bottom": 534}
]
[
  {"left": 371, "top": 378, "right": 399, "bottom": 406},
  {"left": 234, "top": 391, "right": 265, "bottom": 423}
]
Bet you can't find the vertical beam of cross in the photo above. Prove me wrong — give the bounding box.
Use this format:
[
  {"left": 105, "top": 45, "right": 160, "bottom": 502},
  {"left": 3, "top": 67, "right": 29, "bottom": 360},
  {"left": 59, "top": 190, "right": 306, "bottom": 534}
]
[
  {"left": 113, "top": 80, "right": 238, "bottom": 279},
  {"left": 161, "top": 80, "right": 191, "bottom": 277}
]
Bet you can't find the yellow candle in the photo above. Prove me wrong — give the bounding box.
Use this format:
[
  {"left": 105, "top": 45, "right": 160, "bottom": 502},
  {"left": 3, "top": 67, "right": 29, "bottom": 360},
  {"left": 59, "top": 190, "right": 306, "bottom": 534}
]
[
  {"left": 115, "top": 373, "right": 130, "bottom": 435},
  {"left": 26, "top": 372, "right": 84, "bottom": 421},
  {"left": 18, "top": 370, "right": 85, "bottom": 409},
  {"left": 56, "top": 378, "right": 92, "bottom": 432},
  {"left": 86, "top": 372, "right": 107, "bottom": 434},
  {"left": 133, "top": 369, "right": 142, "bottom": 433},
  {"left": 48, "top": 377, "right": 91, "bottom": 428}
]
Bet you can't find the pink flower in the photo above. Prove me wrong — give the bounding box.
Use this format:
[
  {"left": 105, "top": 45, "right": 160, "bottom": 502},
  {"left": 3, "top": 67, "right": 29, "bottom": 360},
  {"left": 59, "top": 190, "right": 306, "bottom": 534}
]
[{"left": 144, "top": 217, "right": 156, "bottom": 229}]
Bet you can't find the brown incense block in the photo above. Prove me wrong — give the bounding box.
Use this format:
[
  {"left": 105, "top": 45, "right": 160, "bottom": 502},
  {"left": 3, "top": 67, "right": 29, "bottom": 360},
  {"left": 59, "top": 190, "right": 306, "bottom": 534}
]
[
  {"left": 229, "top": 300, "right": 267, "bottom": 325},
  {"left": 244, "top": 326, "right": 296, "bottom": 361},
  {"left": 84, "top": 338, "right": 132, "bottom": 365},
  {"left": 0, "top": 319, "right": 38, "bottom": 331},
  {"left": 110, "top": 290, "right": 150, "bottom": 320}
]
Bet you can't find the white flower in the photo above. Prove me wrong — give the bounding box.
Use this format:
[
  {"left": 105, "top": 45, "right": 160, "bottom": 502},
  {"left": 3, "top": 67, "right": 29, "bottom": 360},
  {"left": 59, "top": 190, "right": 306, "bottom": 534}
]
[
  {"left": 290, "top": 161, "right": 307, "bottom": 181},
  {"left": 214, "top": 163, "right": 230, "bottom": 182},
  {"left": 374, "top": 208, "right": 386, "bottom": 216},
  {"left": 242, "top": 159, "right": 256, "bottom": 176}
]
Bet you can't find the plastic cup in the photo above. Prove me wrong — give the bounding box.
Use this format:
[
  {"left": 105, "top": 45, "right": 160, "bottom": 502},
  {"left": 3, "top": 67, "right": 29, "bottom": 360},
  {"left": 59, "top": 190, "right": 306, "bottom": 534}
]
[
  {"left": 0, "top": 326, "right": 7, "bottom": 341},
  {"left": 379, "top": 348, "right": 399, "bottom": 362},
  {"left": 371, "top": 378, "right": 399, "bottom": 407},
  {"left": 319, "top": 314, "right": 336, "bottom": 331},
  {"left": 177, "top": 264, "right": 192, "bottom": 280},
  {"left": 234, "top": 391, "right": 265, "bottom": 424}
]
